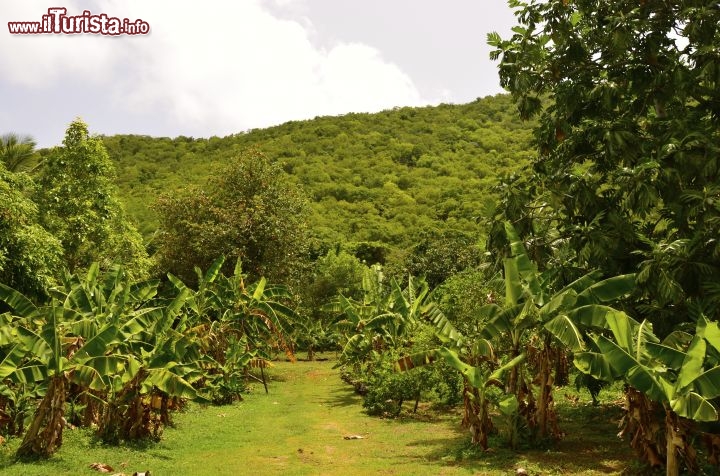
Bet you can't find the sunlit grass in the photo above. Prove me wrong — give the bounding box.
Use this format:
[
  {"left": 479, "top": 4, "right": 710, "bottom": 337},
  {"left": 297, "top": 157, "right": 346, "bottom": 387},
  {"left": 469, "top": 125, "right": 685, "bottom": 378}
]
[{"left": 0, "top": 356, "right": 635, "bottom": 475}]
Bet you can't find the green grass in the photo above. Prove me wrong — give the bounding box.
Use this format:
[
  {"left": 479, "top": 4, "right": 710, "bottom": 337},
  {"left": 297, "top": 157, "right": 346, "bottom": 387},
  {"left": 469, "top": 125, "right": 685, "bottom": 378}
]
[{"left": 0, "top": 357, "right": 634, "bottom": 475}]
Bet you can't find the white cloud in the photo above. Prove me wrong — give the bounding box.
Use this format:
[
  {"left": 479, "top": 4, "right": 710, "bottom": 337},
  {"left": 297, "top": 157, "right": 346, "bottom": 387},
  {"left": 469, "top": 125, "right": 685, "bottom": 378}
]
[
  {"left": 1, "top": 0, "right": 426, "bottom": 138},
  {"left": 0, "top": 1, "right": 120, "bottom": 87}
]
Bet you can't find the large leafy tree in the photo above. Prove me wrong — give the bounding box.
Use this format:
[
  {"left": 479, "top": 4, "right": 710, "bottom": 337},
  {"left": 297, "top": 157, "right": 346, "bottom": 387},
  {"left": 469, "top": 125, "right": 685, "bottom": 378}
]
[
  {"left": 154, "top": 149, "right": 309, "bottom": 286},
  {"left": 35, "top": 119, "right": 150, "bottom": 279},
  {"left": 0, "top": 163, "right": 63, "bottom": 299},
  {"left": 489, "top": 0, "right": 720, "bottom": 333}
]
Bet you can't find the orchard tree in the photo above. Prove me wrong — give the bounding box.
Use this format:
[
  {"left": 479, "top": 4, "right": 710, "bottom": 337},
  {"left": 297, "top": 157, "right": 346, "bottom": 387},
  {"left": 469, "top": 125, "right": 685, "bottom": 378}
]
[
  {"left": 489, "top": 0, "right": 720, "bottom": 333},
  {"left": 35, "top": 119, "right": 150, "bottom": 278},
  {"left": 0, "top": 163, "right": 63, "bottom": 298},
  {"left": 154, "top": 149, "right": 309, "bottom": 287}
]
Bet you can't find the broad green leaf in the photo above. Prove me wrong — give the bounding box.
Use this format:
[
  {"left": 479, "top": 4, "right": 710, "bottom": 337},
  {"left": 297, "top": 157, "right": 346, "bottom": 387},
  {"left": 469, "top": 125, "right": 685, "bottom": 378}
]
[
  {"left": 644, "top": 342, "right": 686, "bottom": 370},
  {"left": 703, "top": 320, "right": 720, "bottom": 354},
  {"left": 635, "top": 319, "right": 660, "bottom": 361},
  {"left": 504, "top": 257, "right": 522, "bottom": 307},
  {"left": 504, "top": 222, "right": 541, "bottom": 296},
  {"left": 662, "top": 330, "right": 693, "bottom": 350},
  {"left": 85, "top": 262, "right": 99, "bottom": 288},
  {"left": 570, "top": 305, "right": 622, "bottom": 328},
  {"left": 252, "top": 277, "right": 267, "bottom": 302},
  {"left": 479, "top": 304, "right": 521, "bottom": 340},
  {"left": 498, "top": 394, "right": 519, "bottom": 416},
  {"left": 671, "top": 393, "right": 718, "bottom": 421},
  {"left": 146, "top": 368, "right": 197, "bottom": 399},
  {"left": 576, "top": 274, "right": 635, "bottom": 306},
  {"left": 0, "top": 283, "right": 37, "bottom": 317},
  {"left": 422, "top": 303, "right": 463, "bottom": 346},
  {"left": 574, "top": 351, "right": 615, "bottom": 381},
  {"left": 17, "top": 326, "right": 52, "bottom": 362},
  {"left": 471, "top": 339, "right": 495, "bottom": 360},
  {"left": 129, "top": 279, "right": 160, "bottom": 303},
  {"left": 676, "top": 336, "right": 706, "bottom": 391},
  {"left": 437, "top": 347, "right": 484, "bottom": 388},
  {"left": 604, "top": 311, "right": 636, "bottom": 353},
  {"left": 73, "top": 325, "right": 119, "bottom": 360},
  {"left": 688, "top": 366, "right": 720, "bottom": 399},
  {"left": 66, "top": 286, "right": 93, "bottom": 314},
  {"left": 12, "top": 364, "right": 47, "bottom": 384},
  {"left": 538, "top": 289, "right": 577, "bottom": 321},
  {"left": 544, "top": 314, "right": 584, "bottom": 351},
  {"left": 203, "top": 256, "right": 225, "bottom": 284},
  {"left": 165, "top": 287, "right": 189, "bottom": 320},
  {"left": 557, "top": 270, "right": 603, "bottom": 295},
  {"left": 488, "top": 353, "right": 525, "bottom": 383},
  {"left": 595, "top": 335, "right": 666, "bottom": 401},
  {"left": 0, "top": 345, "right": 29, "bottom": 378}
]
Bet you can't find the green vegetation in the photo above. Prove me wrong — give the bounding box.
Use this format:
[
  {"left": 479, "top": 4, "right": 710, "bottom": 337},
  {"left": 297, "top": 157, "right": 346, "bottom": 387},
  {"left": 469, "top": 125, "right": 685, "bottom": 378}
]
[
  {"left": 1, "top": 1, "right": 720, "bottom": 473},
  {"left": 102, "top": 94, "right": 535, "bottom": 257},
  {"left": 154, "top": 149, "right": 309, "bottom": 285},
  {"left": 0, "top": 358, "right": 634, "bottom": 476},
  {"left": 35, "top": 120, "right": 150, "bottom": 280}
]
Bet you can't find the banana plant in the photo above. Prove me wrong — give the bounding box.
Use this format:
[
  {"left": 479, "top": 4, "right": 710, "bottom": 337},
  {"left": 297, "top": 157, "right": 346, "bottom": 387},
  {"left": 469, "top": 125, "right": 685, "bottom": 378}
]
[
  {"left": 396, "top": 302, "right": 524, "bottom": 448},
  {"left": 575, "top": 312, "right": 720, "bottom": 475},
  {"left": 0, "top": 325, "right": 46, "bottom": 436},
  {"left": 475, "top": 222, "right": 635, "bottom": 442},
  {"left": 14, "top": 306, "right": 123, "bottom": 458},
  {"left": 98, "top": 285, "right": 200, "bottom": 443},
  {"left": 0, "top": 281, "right": 127, "bottom": 457},
  {"left": 333, "top": 271, "right": 429, "bottom": 370},
  {"left": 213, "top": 259, "right": 298, "bottom": 363}
]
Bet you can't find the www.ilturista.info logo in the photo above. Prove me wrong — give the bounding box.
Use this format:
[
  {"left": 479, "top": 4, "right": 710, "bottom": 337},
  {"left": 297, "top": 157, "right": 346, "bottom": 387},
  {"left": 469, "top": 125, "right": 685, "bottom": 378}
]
[{"left": 8, "top": 8, "right": 150, "bottom": 35}]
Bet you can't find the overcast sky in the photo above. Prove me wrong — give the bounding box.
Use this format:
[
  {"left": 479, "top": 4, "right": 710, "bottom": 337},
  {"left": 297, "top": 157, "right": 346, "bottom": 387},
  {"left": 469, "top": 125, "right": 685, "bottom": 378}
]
[{"left": 1, "top": 1, "right": 517, "bottom": 148}]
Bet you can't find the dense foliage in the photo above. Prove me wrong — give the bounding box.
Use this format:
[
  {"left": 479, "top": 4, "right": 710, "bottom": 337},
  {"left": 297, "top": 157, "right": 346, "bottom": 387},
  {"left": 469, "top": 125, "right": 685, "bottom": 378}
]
[
  {"left": 488, "top": 0, "right": 720, "bottom": 335},
  {"left": 2, "top": 3, "right": 720, "bottom": 470},
  {"left": 154, "top": 149, "right": 309, "bottom": 286},
  {"left": 35, "top": 120, "right": 150, "bottom": 280},
  {"left": 102, "top": 95, "right": 535, "bottom": 263},
  {"left": 0, "top": 164, "right": 62, "bottom": 299}
]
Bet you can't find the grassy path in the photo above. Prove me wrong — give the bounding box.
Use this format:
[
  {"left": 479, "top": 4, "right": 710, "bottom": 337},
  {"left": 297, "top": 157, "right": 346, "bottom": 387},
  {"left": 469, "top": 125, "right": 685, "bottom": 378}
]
[{"left": 0, "top": 358, "right": 632, "bottom": 475}]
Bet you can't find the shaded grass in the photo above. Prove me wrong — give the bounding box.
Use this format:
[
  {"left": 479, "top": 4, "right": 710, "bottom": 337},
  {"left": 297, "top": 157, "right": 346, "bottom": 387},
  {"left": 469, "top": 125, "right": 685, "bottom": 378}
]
[{"left": 0, "top": 357, "right": 635, "bottom": 475}]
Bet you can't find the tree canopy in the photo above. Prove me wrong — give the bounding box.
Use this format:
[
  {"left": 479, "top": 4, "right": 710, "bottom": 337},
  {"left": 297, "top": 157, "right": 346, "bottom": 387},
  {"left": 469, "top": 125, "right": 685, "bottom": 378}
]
[
  {"left": 488, "top": 0, "right": 720, "bottom": 333},
  {"left": 35, "top": 119, "right": 150, "bottom": 279},
  {"left": 154, "top": 149, "right": 309, "bottom": 286}
]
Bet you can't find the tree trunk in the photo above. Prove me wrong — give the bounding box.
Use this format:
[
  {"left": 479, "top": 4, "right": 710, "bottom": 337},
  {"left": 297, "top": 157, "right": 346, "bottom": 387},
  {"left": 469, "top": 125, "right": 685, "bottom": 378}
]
[
  {"left": 665, "top": 412, "right": 680, "bottom": 476},
  {"left": 663, "top": 404, "right": 698, "bottom": 476},
  {"left": 17, "top": 376, "right": 67, "bottom": 459},
  {"left": 536, "top": 338, "right": 560, "bottom": 440}
]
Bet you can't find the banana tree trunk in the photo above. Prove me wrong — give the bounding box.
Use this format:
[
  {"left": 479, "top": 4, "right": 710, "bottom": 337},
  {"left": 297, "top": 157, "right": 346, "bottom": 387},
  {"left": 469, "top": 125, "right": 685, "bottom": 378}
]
[
  {"left": 461, "top": 379, "right": 492, "bottom": 449},
  {"left": 665, "top": 411, "right": 680, "bottom": 476},
  {"left": 536, "top": 336, "right": 560, "bottom": 440},
  {"left": 663, "top": 404, "right": 698, "bottom": 476},
  {"left": 17, "top": 375, "right": 67, "bottom": 459}
]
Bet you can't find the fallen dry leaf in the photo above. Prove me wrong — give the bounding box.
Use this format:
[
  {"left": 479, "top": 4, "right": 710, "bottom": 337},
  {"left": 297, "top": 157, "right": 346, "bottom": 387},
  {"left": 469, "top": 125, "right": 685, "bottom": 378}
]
[{"left": 89, "top": 462, "right": 114, "bottom": 473}]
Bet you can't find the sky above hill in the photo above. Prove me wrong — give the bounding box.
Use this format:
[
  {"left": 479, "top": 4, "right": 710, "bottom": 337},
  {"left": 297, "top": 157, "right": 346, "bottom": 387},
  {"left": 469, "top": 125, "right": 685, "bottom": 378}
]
[{"left": 0, "top": 0, "right": 517, "bottom": 148}]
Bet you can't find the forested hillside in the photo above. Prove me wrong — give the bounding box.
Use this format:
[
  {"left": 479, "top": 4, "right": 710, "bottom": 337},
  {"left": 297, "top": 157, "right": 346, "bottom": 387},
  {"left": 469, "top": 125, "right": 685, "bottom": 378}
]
[{"left": 102, "top": 94, "right": 535, "bottom": 253}]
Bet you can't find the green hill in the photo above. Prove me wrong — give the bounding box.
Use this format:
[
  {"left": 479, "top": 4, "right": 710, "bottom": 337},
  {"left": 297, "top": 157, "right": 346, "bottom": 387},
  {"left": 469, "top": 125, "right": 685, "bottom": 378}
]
[{"left": 102, "top": 94, "right": 535, "bottom": 255}]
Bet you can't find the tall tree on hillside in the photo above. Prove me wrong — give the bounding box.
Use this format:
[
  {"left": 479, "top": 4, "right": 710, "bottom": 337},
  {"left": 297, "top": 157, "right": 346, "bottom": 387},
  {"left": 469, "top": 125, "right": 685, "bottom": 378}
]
[
  {"left": 0, "top": 133, "right": 37, "bottom": 173},
  {"left": 488, "top": 0, "right": 720, "bottom": 333},
  {"left": 154, "top": 149, "right": 309, "bottom": 287},
  {"left": 35, "top": 119, "right": 150, "bottom": 278},
  {"left": 0, "top": 162, "right": 63, "bottom": 298}
]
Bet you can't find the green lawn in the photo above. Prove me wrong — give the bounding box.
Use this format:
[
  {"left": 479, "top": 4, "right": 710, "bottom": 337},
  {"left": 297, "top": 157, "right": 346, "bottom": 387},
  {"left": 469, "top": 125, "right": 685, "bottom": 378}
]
[{"left": 0, "top": 357, "right": 634, "bottom": 475}]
